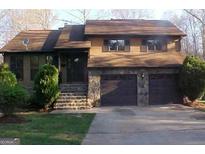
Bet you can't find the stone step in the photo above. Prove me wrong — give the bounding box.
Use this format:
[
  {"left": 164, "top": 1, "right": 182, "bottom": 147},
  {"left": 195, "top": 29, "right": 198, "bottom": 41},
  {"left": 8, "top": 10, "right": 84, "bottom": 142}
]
[
  {"left": 54, "top": 102, "right": 88, "bottom": 106},
  {"left": 58, "top": 96, "right": 87, "bottom": 99},
  {"left": 60, "top": 90, "right": 87, "bottom": 93},
  {"left": 54, "top": 106, "right": 90, "bottom": 110},
  {"left": 60, "top": 92, "right": 87, "bottom": 96},
  {"left": 56, "top": 100, "right": 87, "bottom": 103},
  {"left": 60, "top": 83, "right": 88, "bottom": 87}
]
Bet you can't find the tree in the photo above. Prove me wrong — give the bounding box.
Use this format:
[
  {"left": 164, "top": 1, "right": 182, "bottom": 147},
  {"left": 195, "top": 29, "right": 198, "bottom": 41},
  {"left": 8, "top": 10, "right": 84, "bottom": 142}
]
[
  {"left": 179, "top": 56, "right": 205, "bottom": 101},
  {"left": 59, "top": 9, "right": 110, "bottom": 24},
  {"left": 111, "top": 9, "right": 153, "bottom": 19},
  {"left": 34, "top": 64, "right": 60, "bottom": 110},
  {"left": 0, "top": 63, "right": 28, "bottom": 116},
  {"left": 184, "top": 9, "right": 205, "bottom": 57},
  {"left": 163, "top": 10, "right": 202, "bottom": 56},
  {"left": 0, "top": 9, "right": 57, "bottom": 47}
]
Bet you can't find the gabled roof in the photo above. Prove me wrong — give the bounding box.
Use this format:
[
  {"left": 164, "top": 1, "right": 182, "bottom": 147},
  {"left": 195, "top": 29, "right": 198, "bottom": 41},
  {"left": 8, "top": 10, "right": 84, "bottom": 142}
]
[
  {"left": 88, "top": 52, "right": 186, "bottom": 68},
  {"left": 55, "top": 25, "right": 91, "bottom": 49},
  {"left": 0, "top": 30, "right": 60, "bottom": 52},
  {"left": 85, "top": 19, "right": 186, "bottom": 36}
]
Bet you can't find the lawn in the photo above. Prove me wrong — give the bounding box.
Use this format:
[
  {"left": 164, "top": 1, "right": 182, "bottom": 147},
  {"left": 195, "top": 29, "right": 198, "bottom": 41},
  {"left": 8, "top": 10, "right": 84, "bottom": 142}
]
[{"left": 0, "top": 113, "right": 95, "bottom": 145}]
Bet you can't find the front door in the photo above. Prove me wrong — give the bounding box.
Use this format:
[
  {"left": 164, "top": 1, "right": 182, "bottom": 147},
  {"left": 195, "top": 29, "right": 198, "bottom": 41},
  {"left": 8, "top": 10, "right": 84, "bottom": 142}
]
[{"left": 66, "top": 54, "right": 87, "bottom": 83}]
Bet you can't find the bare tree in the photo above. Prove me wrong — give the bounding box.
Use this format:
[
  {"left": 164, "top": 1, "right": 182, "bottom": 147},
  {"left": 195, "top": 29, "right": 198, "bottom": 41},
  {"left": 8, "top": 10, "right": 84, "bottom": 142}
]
[
  {"left": 184, "top": 9, "right": 205, "bottom": 57},
  {"left": 0, "top": 9, "right": 57, "bottom": 47},
  {"left": 111, "top": 9, "right": 153, "bottom": 19},
  {"left": 61, "top": 9, "right": 110, "bottom": 24},
  {"left": 162, "top": 10, "right": 202, "bottom": 56}
]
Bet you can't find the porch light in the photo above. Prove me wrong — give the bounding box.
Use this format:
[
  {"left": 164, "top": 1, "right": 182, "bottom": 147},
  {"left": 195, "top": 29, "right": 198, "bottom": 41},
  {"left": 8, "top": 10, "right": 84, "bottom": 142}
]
[{"left": 74, "top": 58, "right": 79, "bottom": 62}]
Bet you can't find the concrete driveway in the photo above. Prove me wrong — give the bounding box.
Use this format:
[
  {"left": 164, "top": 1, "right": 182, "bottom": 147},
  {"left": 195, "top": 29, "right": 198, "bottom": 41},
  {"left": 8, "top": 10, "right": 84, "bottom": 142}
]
[{"left": 82, "top": 104, "right": 205, "bottom": 145}]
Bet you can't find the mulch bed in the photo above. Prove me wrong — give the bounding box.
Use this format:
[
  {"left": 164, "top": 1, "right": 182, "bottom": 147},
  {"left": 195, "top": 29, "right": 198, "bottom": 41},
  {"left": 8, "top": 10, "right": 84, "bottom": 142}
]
[
  {"left": 0, "top": 115, "right": 29, "bottom": 124},
  {"left": 183, "top": 97, "right": 205, "bottom": 110}
]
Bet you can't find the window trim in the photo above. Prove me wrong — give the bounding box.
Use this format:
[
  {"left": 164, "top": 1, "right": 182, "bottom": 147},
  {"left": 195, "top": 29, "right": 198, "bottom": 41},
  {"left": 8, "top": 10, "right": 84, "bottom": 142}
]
[
  {"left": 141, "top": 38, "right": 167, "bottom": 52},
  {"left": 103, "top": 39, "right": 130, "bottom": 52},
  {"left": 10, "top": 56, "right": 24, "bottom": 81}
]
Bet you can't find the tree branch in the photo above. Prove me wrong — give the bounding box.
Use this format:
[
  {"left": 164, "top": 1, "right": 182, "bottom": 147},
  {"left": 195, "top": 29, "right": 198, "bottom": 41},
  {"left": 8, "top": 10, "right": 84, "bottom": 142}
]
[{"left": 184, "top": 9, "right": 205, "bottom": 25}]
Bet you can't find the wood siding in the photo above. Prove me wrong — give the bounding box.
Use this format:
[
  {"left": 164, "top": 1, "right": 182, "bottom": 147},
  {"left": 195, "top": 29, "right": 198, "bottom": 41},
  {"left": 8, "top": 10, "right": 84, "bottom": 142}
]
[{"left": 88, "top": 36, "right": 180, "bottom": 57}]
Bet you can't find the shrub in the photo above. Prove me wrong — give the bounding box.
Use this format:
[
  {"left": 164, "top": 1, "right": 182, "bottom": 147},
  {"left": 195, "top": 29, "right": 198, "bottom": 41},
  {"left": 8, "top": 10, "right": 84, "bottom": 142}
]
[
  {"left": 179, "top": 56, "right": 205, "bottom": 101},
  {"left": 0, "top": 63, "right": 17, "bottom": 87},
  {"left": 33, "top": 64, "right": 60, "bottom": 110},
  {"left": 0, "top": 84, "right": 29, "bottom": 116}
]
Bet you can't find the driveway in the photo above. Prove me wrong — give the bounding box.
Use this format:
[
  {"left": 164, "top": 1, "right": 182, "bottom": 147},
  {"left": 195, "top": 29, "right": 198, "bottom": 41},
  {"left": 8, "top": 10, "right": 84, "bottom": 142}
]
[{"left": 82, "top": 104, "right": 205, "bottom": 145}]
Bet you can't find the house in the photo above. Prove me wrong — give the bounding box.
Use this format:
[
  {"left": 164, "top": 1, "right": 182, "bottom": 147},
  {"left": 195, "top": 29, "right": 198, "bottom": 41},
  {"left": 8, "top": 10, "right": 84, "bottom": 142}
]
[{"left": 0, "top": 19, "right": 186, "bottom": 109}]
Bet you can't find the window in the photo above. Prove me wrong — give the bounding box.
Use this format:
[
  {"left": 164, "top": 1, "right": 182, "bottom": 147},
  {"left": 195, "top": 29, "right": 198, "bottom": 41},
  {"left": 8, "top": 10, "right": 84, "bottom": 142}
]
[
  {"left": 10, "top": 56, "right": 23, "bottom": 80},
  {"left": 175, "top": 40, "right": 181, "bottom": 51},
  {"left": 103, "top": 39, "right": 130, "bottom": 52},
  {"left": 30, "top": 56, "right": 39, "bottom": 80},
  {"left": 46, "top": 56, "right": 53, "bottom": 64},
  {"left": 141, "top": 39, "right": 166, "bottom": 52}
]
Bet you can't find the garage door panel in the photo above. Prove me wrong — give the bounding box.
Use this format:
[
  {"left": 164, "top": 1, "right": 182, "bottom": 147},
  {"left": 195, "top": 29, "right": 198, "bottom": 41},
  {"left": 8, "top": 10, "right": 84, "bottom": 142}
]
[
  {"left": 101, "top": 75, "right": 137, "bottom": 106},
  {"left": 149, "top": 74, "right": 182, "bottom": 105}
]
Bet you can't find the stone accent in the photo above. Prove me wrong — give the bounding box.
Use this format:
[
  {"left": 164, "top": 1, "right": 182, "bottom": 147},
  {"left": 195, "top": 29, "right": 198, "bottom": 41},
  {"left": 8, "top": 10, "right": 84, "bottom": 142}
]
[
  {"left": 87, "top": 73, "right": 101, "bottom": 107},
  {"left": 137, "top": 72, "right": 149, "bottom": 106}
]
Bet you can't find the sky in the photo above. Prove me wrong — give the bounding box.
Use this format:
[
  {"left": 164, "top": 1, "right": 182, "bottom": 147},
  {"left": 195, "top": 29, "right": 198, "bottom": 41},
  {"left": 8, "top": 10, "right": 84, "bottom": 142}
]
[{"left": 53, "top": 9, "right": 183, "bottom": 29}]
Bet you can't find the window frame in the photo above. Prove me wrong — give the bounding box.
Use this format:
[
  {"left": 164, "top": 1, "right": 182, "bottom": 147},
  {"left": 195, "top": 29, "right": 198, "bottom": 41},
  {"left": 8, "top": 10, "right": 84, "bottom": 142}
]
[
  {"left": 141, "top": 38, "right": 167, "bottom": 52},
  {"left": 30, "top": 55, "right": 39, "bottom": 81},
  {"left": 10, "top": 56, "right": 24, "bottom": 81},
  {"left": 103, "top": 39, "right": 130, "bottom": 52}
]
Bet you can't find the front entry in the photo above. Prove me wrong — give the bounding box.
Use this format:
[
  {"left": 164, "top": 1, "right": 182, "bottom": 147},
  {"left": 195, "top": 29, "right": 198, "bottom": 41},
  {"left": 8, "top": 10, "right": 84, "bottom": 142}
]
[
  {"left": 67, "top": 55, "right": 87, "bottom": 82},
  {"left": 60, "top": 53, "right": 87, "bottom": 83}
]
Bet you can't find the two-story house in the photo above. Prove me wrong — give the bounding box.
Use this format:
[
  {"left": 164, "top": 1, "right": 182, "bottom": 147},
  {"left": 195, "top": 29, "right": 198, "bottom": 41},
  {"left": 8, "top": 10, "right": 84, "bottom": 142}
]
[{"left": 0, "top": 19, "right": 186, "bottom": 109}]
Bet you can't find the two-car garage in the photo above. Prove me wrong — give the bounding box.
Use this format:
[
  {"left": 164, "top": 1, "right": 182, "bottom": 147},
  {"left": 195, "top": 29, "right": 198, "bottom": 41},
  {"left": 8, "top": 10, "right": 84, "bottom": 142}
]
[{"left": 100, "top": 74, "right": 181, "bottom": 106}]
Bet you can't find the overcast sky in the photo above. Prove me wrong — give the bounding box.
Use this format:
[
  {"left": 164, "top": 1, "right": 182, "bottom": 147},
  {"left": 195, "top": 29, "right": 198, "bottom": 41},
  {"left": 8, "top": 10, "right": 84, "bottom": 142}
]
[{"left": 53, "top": 9, "right": 183, "bottom": 29}]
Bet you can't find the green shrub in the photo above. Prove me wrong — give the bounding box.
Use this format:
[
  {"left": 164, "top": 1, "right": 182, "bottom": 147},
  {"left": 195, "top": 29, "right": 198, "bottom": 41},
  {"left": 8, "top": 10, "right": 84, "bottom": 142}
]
[
  {"left": 0, "top": 84, "right": 29, "bottom": 116},
  {"left": 179, "top": 56, "right": 205, "bottom": 101},
  {"left": 0, "top": 63, "right": 17, "bottom": 87},
  {"left": 34, "top": 64, "right": 60, "bottom": 110}
]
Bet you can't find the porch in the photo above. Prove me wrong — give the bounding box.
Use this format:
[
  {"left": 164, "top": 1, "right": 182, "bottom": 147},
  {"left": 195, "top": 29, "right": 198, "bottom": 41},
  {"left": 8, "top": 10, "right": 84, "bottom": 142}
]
[{"left": 54, "top": 51, "right": 88, "bottom": 84}]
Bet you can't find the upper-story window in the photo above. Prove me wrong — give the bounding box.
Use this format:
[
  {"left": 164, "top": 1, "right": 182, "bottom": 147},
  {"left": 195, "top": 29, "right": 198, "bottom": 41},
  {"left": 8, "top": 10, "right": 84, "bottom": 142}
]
[
  {"left": 10, "top": 56, "right": 24, "bottom": 81},
  {"left": 103, "top": 39, "right": 130, "bottom": 52},
  {"left": 141, "top": 39, "right": 167, "bottom": 52}
]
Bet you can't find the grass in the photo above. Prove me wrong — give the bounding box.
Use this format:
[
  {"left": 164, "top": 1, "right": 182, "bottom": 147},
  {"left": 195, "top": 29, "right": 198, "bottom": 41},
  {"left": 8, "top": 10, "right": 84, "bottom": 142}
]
[{"left": 0, "top": 113, "right": 95, "bottom": 145}]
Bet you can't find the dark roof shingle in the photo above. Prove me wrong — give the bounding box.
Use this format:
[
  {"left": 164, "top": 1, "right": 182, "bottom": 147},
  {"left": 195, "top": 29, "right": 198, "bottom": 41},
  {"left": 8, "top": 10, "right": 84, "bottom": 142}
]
[
  {"left": 85, "top": 19, "right": 186, "bottom": 36},
  {"left": 0, "top": 30, "right": 54, "bottom": 52}
]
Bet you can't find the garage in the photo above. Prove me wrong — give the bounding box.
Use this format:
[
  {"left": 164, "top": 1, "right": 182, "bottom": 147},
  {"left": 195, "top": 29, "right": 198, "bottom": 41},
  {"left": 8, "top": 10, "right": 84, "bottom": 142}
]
[
  {"left": 101, "top": 75, "right": 137, "bottom": 106},
  {"left": 149, "top": 74, "right": 181, "bottom": 105}
]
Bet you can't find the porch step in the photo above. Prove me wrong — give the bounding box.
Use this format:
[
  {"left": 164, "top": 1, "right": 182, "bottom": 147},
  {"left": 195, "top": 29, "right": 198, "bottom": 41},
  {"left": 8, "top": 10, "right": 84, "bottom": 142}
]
[
  {"left": 60, "top": 84, "right": 88, "bottom": 92},
  {"left": 54, "top": 83, "right": 90, "bottom": 110}
]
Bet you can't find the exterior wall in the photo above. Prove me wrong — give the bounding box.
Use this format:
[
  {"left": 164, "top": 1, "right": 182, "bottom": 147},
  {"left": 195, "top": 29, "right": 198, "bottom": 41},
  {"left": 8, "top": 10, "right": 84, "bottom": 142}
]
[
  {"left": 87, "top": 68, "right": 179, "bottom": 107},
  {"left": 4, "top": 53, "right": 48, "bottom": 91},
  {"left": 88, "top": 36, "right": 180, "bottom": 56}
]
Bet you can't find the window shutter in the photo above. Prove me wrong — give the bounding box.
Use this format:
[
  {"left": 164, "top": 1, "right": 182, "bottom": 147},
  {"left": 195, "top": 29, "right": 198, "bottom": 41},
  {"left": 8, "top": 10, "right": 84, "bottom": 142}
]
[
  {"left": 125, "top": 40, "right": 130, "bottom": 51},
  {"left": 103, "top": 40, "right": 109, "bottom": 51},
  {"left": 140, "top": 40, "right": 147, "bottom": 52},
  {"left": 175, "top": 40, "right": 181, "bottom": 51},
  {"left": 162, "top": 40, "right": 167, "bottom": 52}
]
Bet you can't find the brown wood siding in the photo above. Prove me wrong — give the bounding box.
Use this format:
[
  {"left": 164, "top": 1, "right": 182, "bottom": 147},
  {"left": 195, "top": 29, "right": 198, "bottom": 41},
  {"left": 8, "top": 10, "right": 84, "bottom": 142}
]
[
  {"left": 101, "top": 75, "right": 137, "bottom": 106},
  {"left": 149, "top": 74, "right": 182, "bottom": 105}
]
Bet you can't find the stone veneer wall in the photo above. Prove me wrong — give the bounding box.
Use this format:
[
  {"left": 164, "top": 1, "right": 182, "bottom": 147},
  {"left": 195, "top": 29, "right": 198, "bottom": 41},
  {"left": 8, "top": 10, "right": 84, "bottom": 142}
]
[{"left": 87, "top": 67, "right": 179, "bottom": 107}]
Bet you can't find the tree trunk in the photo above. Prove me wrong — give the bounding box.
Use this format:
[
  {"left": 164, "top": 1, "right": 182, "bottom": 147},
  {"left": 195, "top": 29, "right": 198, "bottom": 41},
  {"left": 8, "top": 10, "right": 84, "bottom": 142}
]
[{"left": 202, "top": 25, "right": 205, "bottom": 58}]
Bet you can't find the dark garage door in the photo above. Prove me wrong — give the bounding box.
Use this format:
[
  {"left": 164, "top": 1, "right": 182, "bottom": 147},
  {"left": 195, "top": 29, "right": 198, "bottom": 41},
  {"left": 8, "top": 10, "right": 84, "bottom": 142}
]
[
  {"left": 149, "top": 74, "right": 181, "bottom": 105},
  {"left": 101, "top": 75, "right": 137, "bottom": 106}
]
